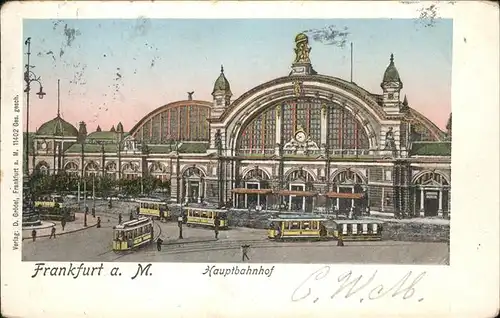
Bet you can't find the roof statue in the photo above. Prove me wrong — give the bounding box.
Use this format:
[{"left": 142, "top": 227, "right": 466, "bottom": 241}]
[
  {"left": 187, "top": 91, "right": 194, "bottom": 101},
  {"left": 294, "top": 33, "right": 311, "bottom": 64},
  {"left": 96, "top": 125, "right": 102, "bottom": 132}
]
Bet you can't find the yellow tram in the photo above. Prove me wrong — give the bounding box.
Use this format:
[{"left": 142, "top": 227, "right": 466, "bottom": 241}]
[
  {"left": 136, "top": 198, "right": 171, "bottom": 220},
  {"left": 112, "top": 217, "right": 154, "bottom": 251},
  {"left": 35, "top": 194, "right": 65, "bottom": 208},
  {"left": 185, "top": 207, "right": 229, "bottom": 229},
  {"left": 268, "top": 215, "right": 329, "bottom": 240},
  {"left": 268, "top": 215, "right": 384, "bottom": 241}
]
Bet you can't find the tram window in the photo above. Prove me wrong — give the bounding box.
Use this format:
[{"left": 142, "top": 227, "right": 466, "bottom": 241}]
[
  {"left": 194, "top": 211, "right": 200, "bottom": 217},
  {"left": 134, "top": 229, "right": 138, "bottom": 237},
  {"left": 54, "top": 197, "right": 63, "bottom": 203},
  {"left": 202, "top": 212, "right": 207, "bottom": 218},
  {"left": 303, "top": 222, "right": 310, "bottom": 230},
  {"left": 291, "top": 222, "right": 300, "bottom": 230},
  {"left": 357, "top": 224, "right": 363, "bottom": 233}
]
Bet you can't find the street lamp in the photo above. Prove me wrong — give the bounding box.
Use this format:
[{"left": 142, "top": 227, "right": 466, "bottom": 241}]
[{"left": 24, "top": 37, "right": 46, "bottom": 176}]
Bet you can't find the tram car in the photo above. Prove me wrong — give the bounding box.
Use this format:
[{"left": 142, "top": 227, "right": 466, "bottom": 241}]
[
  {"left": 268, "top": 215, "right": 329, "bottom": 240},
  {"left": 136, "top": 198, "right": 171, "bottom": 220},
  {"left": 184, "top": 207, "right": 229, "bottom": 229},
  {"left": 35, "top": 194, "right": 65, "bottom": 209},
  {"left": 112, "top": 217, "right": 154, "bottom": 251},
  {"left": 330, "top": 219, "right": 384, "bottom": 241},
  {"left": 268, "top": 214, "right": 384, "bottom": 241},
  {"left": 35, "top": 194, "right": 75, "bottom": 221}
]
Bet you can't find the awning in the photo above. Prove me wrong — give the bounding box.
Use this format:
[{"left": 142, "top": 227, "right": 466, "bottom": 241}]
[
  {"left": 231, "top": 188, "right": 273, "bottom": 195},
  {"left": 275, "top": 190, "right": 318, "bottom": 197},
  {"left": 325, "top": 192, "right": 365, "bottom": 199}
]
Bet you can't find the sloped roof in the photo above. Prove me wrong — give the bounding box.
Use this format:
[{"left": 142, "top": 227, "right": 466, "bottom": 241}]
[{"left": 410, "top": 142, "right": 451, "bottom": 156}]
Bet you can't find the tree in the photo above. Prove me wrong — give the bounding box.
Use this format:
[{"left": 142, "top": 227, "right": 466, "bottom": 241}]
[
  {"left": 142, "top": 175, "right": 156, "bottom": 195},
  {"left": 98, "top": 175, "right": 116, "bottom": 197}
]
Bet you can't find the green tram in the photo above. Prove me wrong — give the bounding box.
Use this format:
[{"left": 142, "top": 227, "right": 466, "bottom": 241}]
[{"left": 34, "top": 194, "right": 75, "bottom": 221}]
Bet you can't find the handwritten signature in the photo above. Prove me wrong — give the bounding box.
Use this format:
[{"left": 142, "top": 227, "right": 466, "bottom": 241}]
[{"left": 291, "top": 266, "right": 426, "bottom": 303}]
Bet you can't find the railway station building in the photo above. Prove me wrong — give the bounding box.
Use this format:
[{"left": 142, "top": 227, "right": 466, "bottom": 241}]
[{"left": 29, "top": 33, "right": 452, "bottom": 218}]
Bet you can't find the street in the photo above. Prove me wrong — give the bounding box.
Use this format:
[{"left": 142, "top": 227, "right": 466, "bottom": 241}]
[{"left": 22, "top": 201, "right": 449, "bottom": 264}]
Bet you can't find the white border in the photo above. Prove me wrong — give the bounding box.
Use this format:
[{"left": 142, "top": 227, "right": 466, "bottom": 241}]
[{"left": 1, "top": 1, "right": 499, "bottom": 317}]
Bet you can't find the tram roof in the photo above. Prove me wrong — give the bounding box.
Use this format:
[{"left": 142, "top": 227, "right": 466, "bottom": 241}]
[
  {"left": 184, "top": 207, "right": 229, "bottom": 212},
  {"left": 269, "top": 214, "right": 327, "bottom": 221},
  {"left": 333, "top": 219, "right": 385, "bottom": 224},
  {"left": 115, "top": 217, "right": 151, "bottom": 229},
  {"left": 135, "top": 197, "right": 168, "bottom": 203}
]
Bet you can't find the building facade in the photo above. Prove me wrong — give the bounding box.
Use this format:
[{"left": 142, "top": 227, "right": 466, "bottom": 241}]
[{"left": 29, "top": 33, "right": 452, "bottom": 218}]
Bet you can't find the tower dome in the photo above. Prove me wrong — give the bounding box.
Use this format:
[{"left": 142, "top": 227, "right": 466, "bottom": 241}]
[
  {"left": 381, "top": 53, "right": 403, "bottom": 87},
  {"left": 212, "top": 65, "right": 232, "bottom": 97},
  {"left": 36, "top": 115, "right": 78, "bottom": 137}
]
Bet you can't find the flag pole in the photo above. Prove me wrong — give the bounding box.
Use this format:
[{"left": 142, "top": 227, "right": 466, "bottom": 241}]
[{"left": 350, "top": 42, "right": 353, "bottom": 83}]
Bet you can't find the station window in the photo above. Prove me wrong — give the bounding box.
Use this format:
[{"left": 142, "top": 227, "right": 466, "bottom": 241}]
[{"left": 384, "top": 169, "right": 392, "bottom": 181}]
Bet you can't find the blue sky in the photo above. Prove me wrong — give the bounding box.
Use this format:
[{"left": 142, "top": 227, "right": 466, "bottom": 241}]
[{"left": 23, "top": 18, "right": 452, "bottom": 131}]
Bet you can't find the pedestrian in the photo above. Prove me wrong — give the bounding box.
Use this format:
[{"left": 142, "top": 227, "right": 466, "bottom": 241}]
[
  {"left": 85, "top": 205, "right": 89, "bottom": 214},
  {"left": 49, "top": 226, "right": 56, "bottom": 239},
  {"left": 61, "top": 218, "right": 66, "bottom": 231},
  {"left": 214, "top": 215, "right": 220, "bottom": 240},
  {"left": 156, "top": 237, "right": 163, "bottom": 251},
  {"left": 241, "top": 244, "right": 250, "bottom": 262},
  {"left": 108, "top": 199, "right": 112, "bottom": 209},
  {"left": 97, "top": 216, "right": 101, "bottom": 228},
  {"left": 337, "top": 235, "right": 344, "bottom": 247},
  {"left": 92, "top": 207, "right": 96, "bottom": 218},
  {"left": 129, "top": 211, "right": 134, "bottom": 221},
  {"left": 178, "top": 215, "right": 184, "bottom": 239},
  {"left": 31, "top": 229, "right": 37, "bottom": 242},
  {"left": 118, "top": 213, "right": 122, "bottom": 224}
]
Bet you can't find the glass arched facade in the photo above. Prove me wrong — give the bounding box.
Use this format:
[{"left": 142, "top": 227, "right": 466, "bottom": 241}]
[
  {"left": 237, "top": 99, "right": 370, "bottom": 154},
  {"left": 132, "top": 103, "right": 211, "bottom": 143}
]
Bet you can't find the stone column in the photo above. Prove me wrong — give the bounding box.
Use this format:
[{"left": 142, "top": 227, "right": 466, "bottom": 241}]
[
  {"left": 438, "top": 189, "right": 443, "bottom": 217},
  {"left": 197, "top": 177, "right": 202, "bottom": 203},
  {"left": 320, "top": 104, "right": 327, "bottom": 149},
  {"left": 381, "top": 187, "right": 385, "bottom": 212},
  {"left": 275, "top": 105, "right": 282, "bottom": 156},
  {"left": 351, "top": 187, "right": 355, "bottom": 208},
  {"left": 336, "top": 186, "right": 340, "bottom": 209},
  {"left": 419, "top": 188, "right": 425, "bottom": 217},
  {"left": 184, "top": 179, "right": 189, "bottom": 204}
]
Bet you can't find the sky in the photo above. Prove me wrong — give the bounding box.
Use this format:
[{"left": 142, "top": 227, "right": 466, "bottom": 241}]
[{"left": 23, "top": 18, "right": 452, "bottom": 132}]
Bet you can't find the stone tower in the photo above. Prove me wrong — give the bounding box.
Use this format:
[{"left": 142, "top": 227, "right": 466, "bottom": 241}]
[
  {"left": 380, "top": 54, "right": 403, "bottom": 115},
  {"left": 211, "top": 65, "right": 232, "bottom": 119}
]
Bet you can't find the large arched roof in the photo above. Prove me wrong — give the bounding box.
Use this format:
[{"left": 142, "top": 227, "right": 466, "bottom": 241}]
[
  {"left": 216, "top": 75, "right": 387, "bottom": 123},
  {"left": 129, "top": 100, "right": 212, "bottom": 137}
]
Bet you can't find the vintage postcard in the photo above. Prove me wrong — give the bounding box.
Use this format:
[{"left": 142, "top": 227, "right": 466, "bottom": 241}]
[{"left": 1, "top": 1, "right": 499, "bottom": 317}]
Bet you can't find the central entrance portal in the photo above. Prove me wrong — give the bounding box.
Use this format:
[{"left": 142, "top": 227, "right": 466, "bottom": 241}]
[
  {"left": 189, "top": 181, "right": 200, "bottom": 203},
  {"left": 289, "top": 184, "right": 305, "bottom": 211}
]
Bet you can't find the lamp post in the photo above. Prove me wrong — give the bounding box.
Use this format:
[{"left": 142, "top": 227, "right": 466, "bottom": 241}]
[{"left": 24, "top": 37, "right": 46, "bottom": 176}]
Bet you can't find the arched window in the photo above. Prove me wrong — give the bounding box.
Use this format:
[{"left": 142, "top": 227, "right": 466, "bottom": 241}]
[
  {"left": 134, "top": 104, "right": 211, "bottom": 144},
  {"left": 243, "top": 168, "right": 270, "bottom": 181},
  {"left": 331, "top": 169, "right": 365, "bottom": 185},
  {"left": 327, "top": 105, "right": 369, "bottom": 151},
  {"left": 183, "top": 166, "right": 205, "bottom": 178},
  {"left": 106, "top": 162, "right": 117, "bottom": 172},
  {"left": 414, "top": 171, "right": 449, "bottom": 186},
  {"left": 286, "top": 168, "right": 315, "bottom": 183},
  {"left": 35, "top": 161, "right": 50, "bottom": 175},
  {"left": 64, "top": 161, "right": 79, "bottom": 176},
  {"left": 240, "top": 107, "right": 277, "bottom": 154}
]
